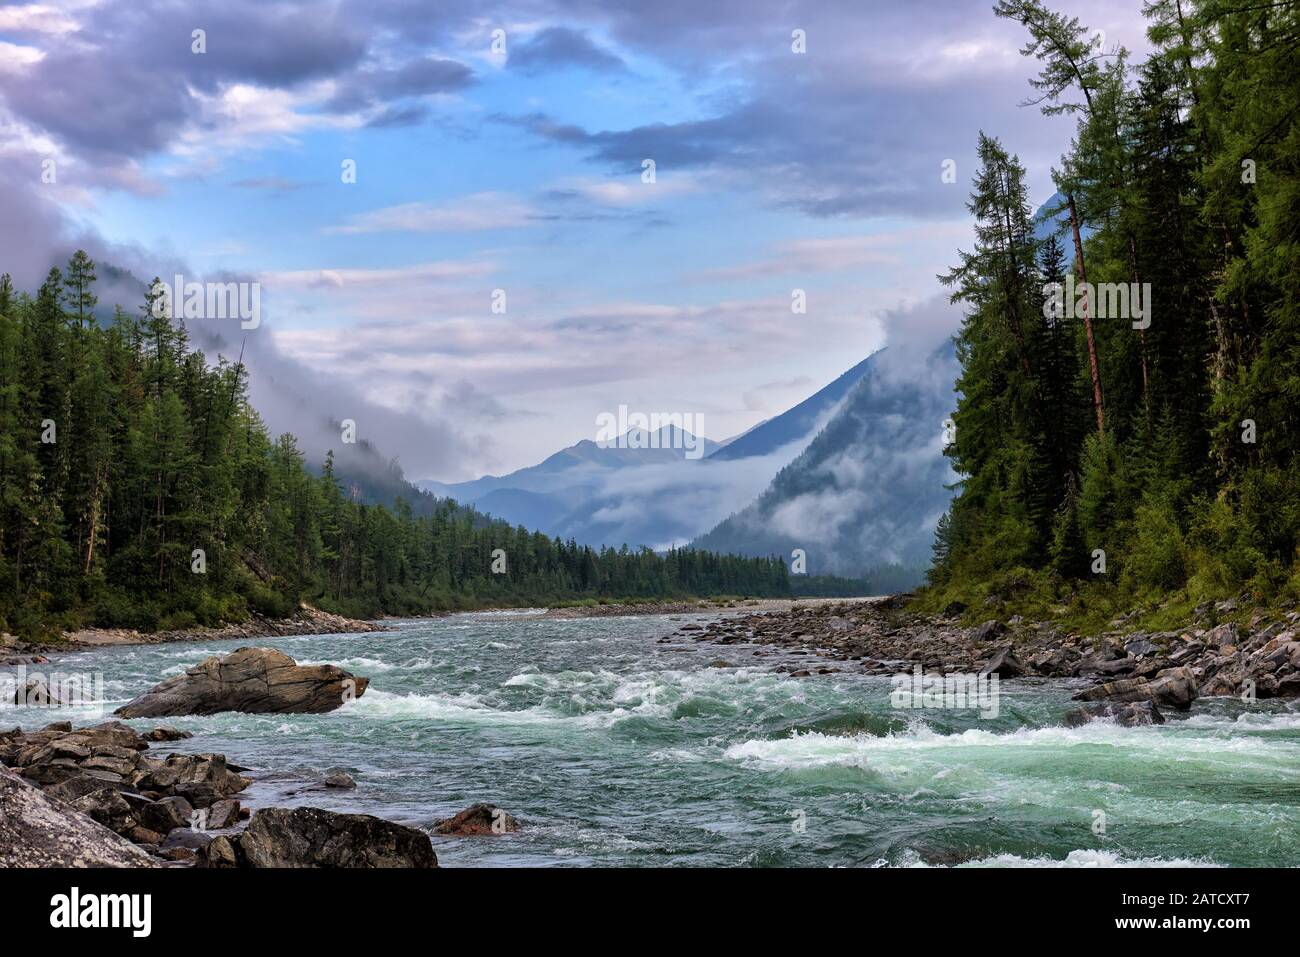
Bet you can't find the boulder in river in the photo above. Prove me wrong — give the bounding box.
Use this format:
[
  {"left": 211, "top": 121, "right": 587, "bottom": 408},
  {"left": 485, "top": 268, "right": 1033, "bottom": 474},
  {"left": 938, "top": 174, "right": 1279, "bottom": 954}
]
[
  {"left": 143, "top": 726, "right": 193, "bottom": 742},
  {"left": 1072, "top": 665, "right": 1197, "bottom": 711},
  {"left": 1064, "top": 700, "right": 1165, "bottom": 728},
  {"left": 431, "top": 802, "right": 519, "bottom": 836},
  {"left": 322, "top": 769, "right": 356, "bottom": 789},
  {"left": 115, "top": 647, "right": 368, "bottom": 718},
  {"left": 199, "top": 806, "right": 437, "bottom": 868}
]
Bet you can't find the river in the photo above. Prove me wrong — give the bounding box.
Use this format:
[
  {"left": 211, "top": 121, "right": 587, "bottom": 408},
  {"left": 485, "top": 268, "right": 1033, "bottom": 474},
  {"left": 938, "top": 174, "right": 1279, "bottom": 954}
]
[{"left": 13, "top": 610, "right": 1300, "bottom": 867}]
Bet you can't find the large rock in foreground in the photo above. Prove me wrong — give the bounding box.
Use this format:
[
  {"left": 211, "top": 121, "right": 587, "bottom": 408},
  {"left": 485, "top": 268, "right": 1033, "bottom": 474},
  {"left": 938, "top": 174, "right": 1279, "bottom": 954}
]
[
  {"left": 199, "top": 806, "right": 437, "bottom": 868},
  {"left": 0, "top": 764, "right": 158, "bottom": 867},
  {"left": 116, "top": 647, "right": 368, "bottom": 718}
]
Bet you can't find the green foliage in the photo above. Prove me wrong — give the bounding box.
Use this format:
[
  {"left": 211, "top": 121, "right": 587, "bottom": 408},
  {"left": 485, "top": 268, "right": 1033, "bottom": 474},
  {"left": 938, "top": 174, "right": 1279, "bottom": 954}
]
[
  {"left": 924, "top": 0, "right": 1300, "bottom": 628},
  {"left": 0, "top": 255, "right": 794, "bottom": 639},
  {"left": 1049, "top": 495, "right": 1088, "bottom": 579},
  {"left": 1122, "top": 500, "right": 1187, "bottom": 593}
]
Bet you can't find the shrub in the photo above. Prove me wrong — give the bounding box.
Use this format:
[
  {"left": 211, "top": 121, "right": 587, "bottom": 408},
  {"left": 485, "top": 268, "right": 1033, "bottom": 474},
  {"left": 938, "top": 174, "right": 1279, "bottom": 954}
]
[{"left": 1121, "top": 501, "right": 1187, "bottom": 594}]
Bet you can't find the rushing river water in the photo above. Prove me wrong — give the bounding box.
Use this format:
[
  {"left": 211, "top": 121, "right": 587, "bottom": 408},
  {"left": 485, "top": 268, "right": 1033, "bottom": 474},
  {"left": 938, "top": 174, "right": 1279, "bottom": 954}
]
[{"left": 12, "top": 610, "right": 1300, "bottom": 867}]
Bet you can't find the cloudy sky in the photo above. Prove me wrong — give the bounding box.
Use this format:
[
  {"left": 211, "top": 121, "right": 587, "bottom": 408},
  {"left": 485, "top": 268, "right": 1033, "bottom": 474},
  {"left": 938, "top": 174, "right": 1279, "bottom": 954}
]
[{"left": 0, "top": 0, "right": 1149, "bottom": 481}]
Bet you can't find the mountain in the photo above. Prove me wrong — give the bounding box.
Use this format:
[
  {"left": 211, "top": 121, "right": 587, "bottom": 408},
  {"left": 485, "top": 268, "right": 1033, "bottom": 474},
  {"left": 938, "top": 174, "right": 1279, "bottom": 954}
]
[
  {"left": 419, "top": 425, "right": 718, "bottom": 503},
  {"left": 707, "top": 354, "right": 875, "bottom": 460},
  {"left": 1032, "top": 190, "right": 1094, "bottom": 244},
  {"left": 693, "top": 343, "right": 958, "bottom": 581},
  {"left": 416, "top": 356, "right": 882, "bottom": 549},
  {"left": 416, "top": 425, "right": 734, "bottom": 546}
]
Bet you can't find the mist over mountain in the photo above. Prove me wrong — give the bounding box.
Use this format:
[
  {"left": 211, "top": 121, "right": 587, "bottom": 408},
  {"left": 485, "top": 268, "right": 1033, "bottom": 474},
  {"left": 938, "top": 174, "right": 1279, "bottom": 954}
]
[
  {"left": 419, "top": 425, "right": 719, "bottom": 502},
  {"left": 416, "top": 362, "right": 875, "bottom": 549},
  {"left": 694, "top": 341, "right": 957, "bottom": 580},
  {"left": 418, "top": 426, "right": 780, "bottom": 549},
  {"left": 690, "top": 190, "right": 1071, "bottom": 581}
]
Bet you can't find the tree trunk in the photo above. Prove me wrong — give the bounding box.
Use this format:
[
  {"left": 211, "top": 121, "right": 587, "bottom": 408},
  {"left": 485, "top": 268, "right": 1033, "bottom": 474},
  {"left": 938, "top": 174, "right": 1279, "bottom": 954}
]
[
  {"left": 1069, "top": 193, "right": 1106, "bottom": 435},
  {"left": 1002, "top": 197, "right": 1034, "bottom": 380},
  {"left": 83, "top": 462, "right": 104, "bottom": 575}
]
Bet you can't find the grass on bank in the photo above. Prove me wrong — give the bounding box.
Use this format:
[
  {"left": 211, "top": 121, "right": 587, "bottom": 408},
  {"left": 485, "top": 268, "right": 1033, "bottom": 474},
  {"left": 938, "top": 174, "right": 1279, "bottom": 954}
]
[{"left": 914, "top": 556, "right": 1300, "bottom": 638}]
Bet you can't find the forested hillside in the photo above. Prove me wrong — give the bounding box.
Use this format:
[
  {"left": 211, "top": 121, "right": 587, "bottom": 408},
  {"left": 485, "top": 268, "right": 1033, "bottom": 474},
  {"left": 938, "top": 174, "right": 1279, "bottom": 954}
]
[
  {"left": 695, "top": 345, "right": 955, "bottom": 588},
  {"left": 0, "top": 263, "right": 790, "bottom": 639},
  {"left": 925, "top": 0, "right": 1300, "bottom": 627}
]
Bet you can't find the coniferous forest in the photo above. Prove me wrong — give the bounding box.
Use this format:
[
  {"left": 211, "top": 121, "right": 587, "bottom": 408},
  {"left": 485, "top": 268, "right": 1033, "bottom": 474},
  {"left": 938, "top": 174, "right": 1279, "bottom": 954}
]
[
  {"left": 925, "top": 0, "right": 1300, "bottom": 627},
  {"left": 0, "top": 266, "right": 792, "bottom": 639}
]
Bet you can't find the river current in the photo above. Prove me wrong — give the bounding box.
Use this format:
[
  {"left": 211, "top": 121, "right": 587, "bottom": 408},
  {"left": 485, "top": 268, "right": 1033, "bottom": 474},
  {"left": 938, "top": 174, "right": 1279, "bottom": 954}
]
[{"left": 13, "top": 610, "right": 1300, "bottom": 867}]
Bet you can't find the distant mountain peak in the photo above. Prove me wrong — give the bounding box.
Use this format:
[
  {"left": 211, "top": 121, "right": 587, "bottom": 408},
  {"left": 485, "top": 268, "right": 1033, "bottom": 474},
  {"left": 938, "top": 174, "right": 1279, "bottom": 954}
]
[
  {"left": 595, "top": 423, "right": 714, "bottom": 458},
  {"left": 707, "top": 351, "right": 881, "bottom": 461},
  {"left": 415, "top": 349, "right": 897, "bottom": 554}
]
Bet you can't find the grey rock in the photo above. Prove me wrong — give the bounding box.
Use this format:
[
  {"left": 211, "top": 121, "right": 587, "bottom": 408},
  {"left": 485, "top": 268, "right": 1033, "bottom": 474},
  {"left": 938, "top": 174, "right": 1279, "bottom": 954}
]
[
  {"left": 70, "top": 787, "right": 140, "bottom": 835},
  {"left": 116, "top": 647, "right": 369, "bottom": 719},
  {"left": 203, "top": 798, "right": 242, "bottom": 829},
  {"left": 1205, "top": 622, "right": 1240, "bottom": 649},
  {"left": 1073, "top": 666, "right": 1198, "bottom": 711},
  {"left": 139, "top": 795, "right": 195, "bottom": 835},
  {"left": 1064, "top": 700, "right": 1166, "bottom": 728},
  {"left": 196, "top": 834, "right": 241, "bottom": 868},
  {"left": 236, "top": 807, "right": 438, "bottom": 868},
  {"left": 1124, "top": 636, "right": 1160, "bottom": 657},
  {"left": 980, "top": 645, "right": 1026, "bottom": 679},
  {"left": 323, "top": 770, "right": 356, "bottom": 790},
  {"left": 0, "top": 765, "right": 157, "bottom": 867}
]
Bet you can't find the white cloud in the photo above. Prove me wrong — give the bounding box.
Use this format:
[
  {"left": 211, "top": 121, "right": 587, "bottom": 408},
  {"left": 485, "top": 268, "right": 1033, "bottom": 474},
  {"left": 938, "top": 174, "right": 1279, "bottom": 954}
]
[
  {"left": 160, "top": 82, "right": 359, "bottom": 177},
  {"left": 692, "top": 222, "right": 972, "bottom": 281},
  {"left": 0, "top": 41, "right": 45, "bottom": 71},
  {"left": 326, "top": 192, "right": 538, "bottom": 234},
  {"left": 0, "top": 3, "right": 85, "bottom": 35},
  {"left": 551, "top": 173, "right": 702, "bottom": 207},
  {"left": 260, "top": 259, "right": 495, "bottom": 289}
]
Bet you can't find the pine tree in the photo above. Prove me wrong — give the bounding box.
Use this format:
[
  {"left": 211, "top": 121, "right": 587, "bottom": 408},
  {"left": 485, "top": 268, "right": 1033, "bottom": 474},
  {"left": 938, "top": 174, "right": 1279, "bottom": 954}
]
[{"left": 63, "top": 250, "right": 98, "bottom": 328}]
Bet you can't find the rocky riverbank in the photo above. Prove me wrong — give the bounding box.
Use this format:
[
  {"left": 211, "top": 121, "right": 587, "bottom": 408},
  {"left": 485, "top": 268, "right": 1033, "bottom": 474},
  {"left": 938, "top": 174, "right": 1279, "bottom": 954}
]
[
  {"left": 672, "top": 594, "right": 1300, "bottom": 712},
  {"left": 0, "top": 716, "right": 524, "bottom": 868},
  {"left": 60, "top": 604, "right": 385, "bottom": 649},
  {"left": 0, "top": 605, "right": 383, "bottom": 660},
  {"left": 0, "top": 645, "right": 520, "bottom": 868}
]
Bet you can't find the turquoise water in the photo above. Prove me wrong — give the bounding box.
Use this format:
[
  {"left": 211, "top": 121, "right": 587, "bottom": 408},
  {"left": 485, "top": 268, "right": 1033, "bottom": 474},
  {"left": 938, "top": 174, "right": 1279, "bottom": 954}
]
[{"left": 11, "top": 611, "right": 1300, "bottom": 867}]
